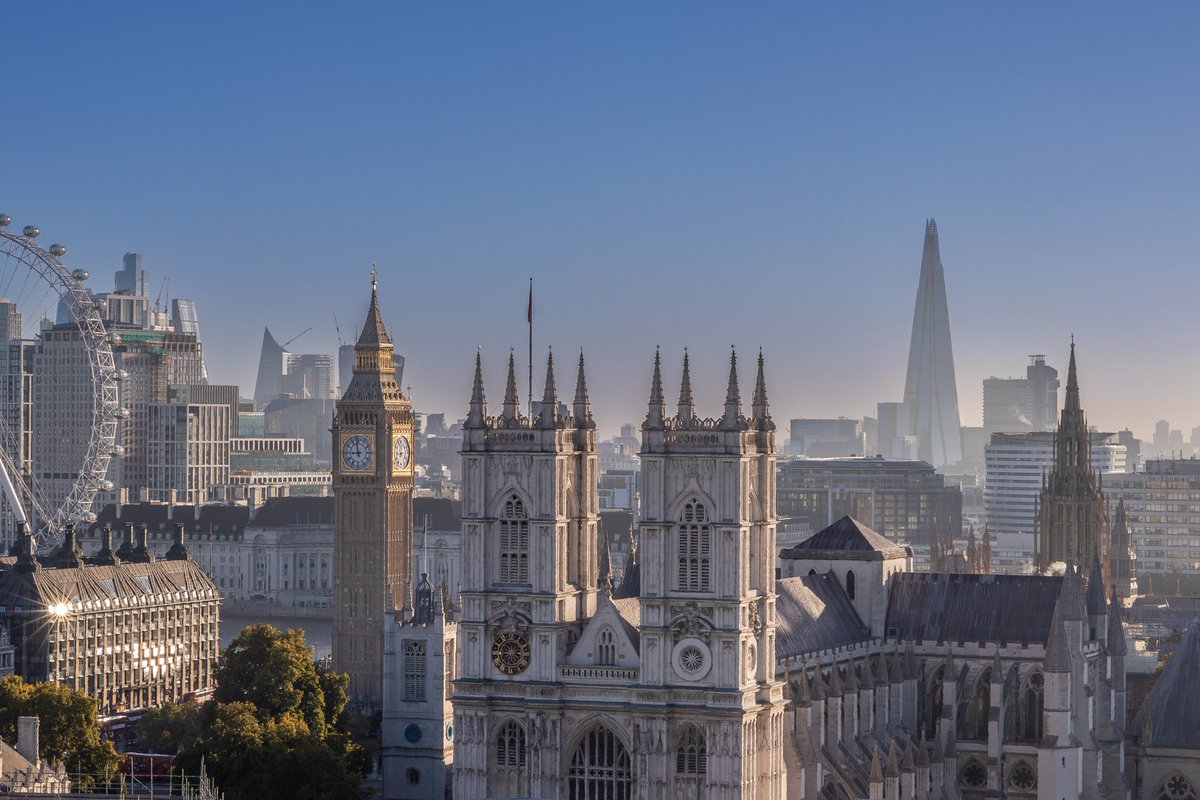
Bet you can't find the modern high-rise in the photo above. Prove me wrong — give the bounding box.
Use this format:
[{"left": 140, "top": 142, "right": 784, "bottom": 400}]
[
  {"left": 145, "top": 402, "right": 231, "bottom": 504},
  {"left": 114, "top": 252, "right": 149, "bottom": 297},
  {"left": 253, "top": 328, "right": 286, "bottom": 411},
  {"left": 1037, "top": 342, "right": 1110, "bottom": 574},
  {"left": 982, "top": 355, "right": 1060, "bottom": 434},
  {"left": 283, "top": 353, "right": 335, "bottom": 400},
  {"left": 332, "top": 277, "right": 414, "bottom": 709},
  {"left": 902, "top": 219, "right": 962, "bottom": 468},
  {"left": 1105, "top": 459, "right": 1200, "bottom": 596},
  {"left": 170, "top": 299, "right": 207, "bottom": 383}
]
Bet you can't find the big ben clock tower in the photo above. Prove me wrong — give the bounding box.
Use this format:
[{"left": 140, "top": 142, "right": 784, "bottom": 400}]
[{"left": 333, "top": 272, "right": 413, "bottom": 709}]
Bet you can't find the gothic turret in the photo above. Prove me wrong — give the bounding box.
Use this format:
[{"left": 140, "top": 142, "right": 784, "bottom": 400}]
[
  {"left": 676, "top": 348, "right": 695, "bottom": 423},
  {"left": 465, "top": 350, "right": 487, "bottom": 429},
  {"left": 644, "top": 348, "right": 666, "bottom": 430},
  {"left": 719, "top": 348, "right": 744, "bottom": 430},
  {"left": 538, "top": 350, "right": 558, "bottom": 429},
  {"left": 502, "top": 351, "right": 521, "bottom": 422},
  {"left": 752, "top": 348, "right": 774, "bottom": 431},
  {"left": 573, "top": 350, "right": 594, "bottom": 429}
]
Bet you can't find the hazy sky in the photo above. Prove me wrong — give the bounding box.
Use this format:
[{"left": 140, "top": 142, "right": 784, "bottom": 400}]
[{"left": 5, "top": 4, "right": 1200, "bottom": 440}]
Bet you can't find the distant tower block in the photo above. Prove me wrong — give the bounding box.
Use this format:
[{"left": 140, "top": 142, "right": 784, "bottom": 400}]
[{"left": 903, "top": 219, "right": 963, "bottom": 468}]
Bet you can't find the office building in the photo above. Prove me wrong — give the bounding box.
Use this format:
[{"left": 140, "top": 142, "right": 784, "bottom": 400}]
[
  {"left": 0, "top": 524, "right": 219, "bottom": 714},
  {"left": 114, "top": 252, "right": 149, "bottom": 297},
  {"left": 283, "top": 353, "right": 335, "bottom": 401},
  {"left": 982, "top": 355, "right": 1060, "bottom": 434},
  {"left": 875, "top": 401, "right": 915, "bottom": 460},
  {"left": 902, "top": 219, "right": 963, "bottom": 468},
  {"left": 788, "top": 417, "right": 866, "bottom": 457},
  {"left": 776, "top": 456, "right": 962, "bottom": 569},
  {"left": 145, "top": 402, "right": 231, "bottom": 504},
  {"left": 169, "top": 299, "right": 207, "bottom": 383},
  {"left": 1106, "top": 458, "right": 1200, "bottom": 596},
  {"left": 253, "top": 328, "right": 287, "bottom": 411}
]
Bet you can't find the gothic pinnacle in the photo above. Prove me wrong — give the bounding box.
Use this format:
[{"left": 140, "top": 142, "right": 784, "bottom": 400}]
[
  {"left": 752, "top": 348, "right": 772, "bottom": 429},
  {"left": 644, "top": 348, "right": 666, "bottom": 429},
  {"left": 467, "top": 349, "right": 487, "bottom": 427},
  {"left": 720, "top": 346, "right": 743, "bottom": 430},
  {"left": 677, "top": 348, "right": 695, "bottom": 422},
  {"left": 539, "top": 349, "right": 558, "bottom": 428},
  {"left": 573, "top": 349, "right": 594, "bottom": 428},
  {"left": 502, "top": 350, "right": 520, "bottom": 421}
]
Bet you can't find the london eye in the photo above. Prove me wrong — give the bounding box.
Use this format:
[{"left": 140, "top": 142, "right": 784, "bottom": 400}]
[{"left": 0, "top": 213, "right": 120, "bottom": 551}]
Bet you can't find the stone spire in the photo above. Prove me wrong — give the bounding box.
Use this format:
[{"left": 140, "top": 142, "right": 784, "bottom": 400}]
[
  {"left": 869, "top": 744, "right": 884, "bottom": 795},
  {"left": 719, "top": 347, "right": 743, "bottom": 430},
  {"left": 752, "top": 348, "right": 773, "bottom": 430},
  {"left": 1043, "top": 598, "right": 1070, "bottom": 673},
  {"left": 902, "top": 218, "right": 963, "bottom": 468},
  {"left": 573, "top": 350, "right": 594, "bottom": 428},
  {"left": 344, "top": 270, "right": 401, "bottom": 402},
  {"left": 538, "top": 349, "right": 558, "bottom": 429},
  {"left": 885, "top": 737, "right": 900, "bottom": 777},
  {"left": 1106, "top": 591, "right": 1127, "bottom": 656},
  {"left": 795, "top": 661, "right": 811, "bottom": 706},
  {"left": 1086, "top": 553, "right": 1108, "bottom": 619},
  {"left": 466, "top": 349, "right": 487, "bottom": 428},
  {"left": 357, "top": 268, "right": 392, "bottom": 347},
  {"left": 677, "top": 348, "right": 695, "bottom": 423},
  {"left": 502, "top": 350, "right": 521, "bottom": 421},
  {"left": 644, "top": 348, "right": 666, "bottom": 430}
]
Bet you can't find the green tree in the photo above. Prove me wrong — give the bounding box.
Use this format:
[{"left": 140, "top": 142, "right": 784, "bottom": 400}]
[
  {"left": 138, "top": 702, "right": 205, "bottom": 754},
  {"left": 214, "top": 624, "right": 329, "bottom": 737},
  {"left": 173, "top": 624, "right": 370, "bottom": 800},
  {"left": 0, "top": 675, "right": 120, "bottom": 788}
]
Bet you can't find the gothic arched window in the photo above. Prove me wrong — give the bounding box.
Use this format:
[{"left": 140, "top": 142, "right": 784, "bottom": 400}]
[
  {"left": 677, "top": 500, "right": 712, "bottom": 592},
  {"left": 568, "top": 724, "right": 633, "bottom": 800},
  {"left": 499, "top": 495, "right": 530, "bottom": 584},
  {"left": 846, "top": 569, "right": 856, "bottom": 599},
  {"left": 676, "top": 725, "right": 707, "bottom": 777},
  {"left": 926, "top": 666, "right": 945, "bottom": 739},
  {"left": 970, "top": 668, "right": 992, "bottom": 740},
  {"left": 402, "top": 640, "right": 426, "bottom": 702},
  {"left": 496, "top": 719, "right": 526, "bottom": 768},
  {"left": 597, "top": 627, "right": 617, "bottom": 666},
  {"left": 1159, "top": 774, "right": 1199, "bottom": 800},
  {"left": 1019, "top": 672, "right": 1044, "bottom": 742}
]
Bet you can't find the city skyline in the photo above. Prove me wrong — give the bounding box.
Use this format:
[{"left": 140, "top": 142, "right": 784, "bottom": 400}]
[{"left": 5, "top": 4, "right": 1200, "bottom": 439}]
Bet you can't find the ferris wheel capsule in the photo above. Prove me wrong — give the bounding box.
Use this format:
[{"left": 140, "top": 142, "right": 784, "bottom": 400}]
[
  {"left": 108, "top": 332, "right": 122, "bottom": 345},
  {"left": 107, "top": 444, "right": 126, "bottom": 456},
  {"left": 71, "top": 268, "right": 89, "bottom": 281},
  {"left": 49, "top": 244, "right": 67, "bottom": 257},
  {"left": 112, "top": 407, "right": 130, "bottom": 419},
  {"left": 22, "top": 226, "right": 39, "bottom": 239},
  {"left": 0, "top": 214, "right": 11, "bottom": 227}
]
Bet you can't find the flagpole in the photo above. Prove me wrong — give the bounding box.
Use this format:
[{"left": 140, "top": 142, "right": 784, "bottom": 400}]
[{"left": 532, "top": 278, "right": 537, "bottom": 419}]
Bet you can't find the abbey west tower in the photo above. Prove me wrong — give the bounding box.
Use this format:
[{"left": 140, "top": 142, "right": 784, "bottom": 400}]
[
  {"left": 333, "top": 276, "right": 414, "bottom": 709},
  {"left": 453, "top": 348, "right": 786, "bottom": 800}
]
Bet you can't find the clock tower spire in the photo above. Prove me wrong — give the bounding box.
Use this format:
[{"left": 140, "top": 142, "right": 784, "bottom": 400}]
[{"left": 333, "top": 270, "right": 414, "bottom": 710}]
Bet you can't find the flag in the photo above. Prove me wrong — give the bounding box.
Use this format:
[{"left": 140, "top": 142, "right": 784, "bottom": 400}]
[{"left": 527, "top": 279, "right": 533, "bottom": 324}]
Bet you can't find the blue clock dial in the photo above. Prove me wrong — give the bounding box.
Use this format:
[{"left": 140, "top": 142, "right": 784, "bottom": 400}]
[{"left": 342, "top": 434, "right": 373, "bottom": 470}]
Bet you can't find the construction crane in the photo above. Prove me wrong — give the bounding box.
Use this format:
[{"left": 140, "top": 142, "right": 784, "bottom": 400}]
[{"left": 282, "top": 327, "right": 312, "bottom": 349}]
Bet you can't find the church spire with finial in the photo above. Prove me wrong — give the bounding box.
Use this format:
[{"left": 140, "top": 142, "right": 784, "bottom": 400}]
[
  {"left": 357, "top": 262, "right": 392, "bottom": 348},
  {"left": 677, "top": 348, "right": 695, "bottom": 423},
  {"left": 644, "top": 348, "right": 665, "bottom": 430},
  {"left": 752, "top": 347, "right": 773, "bottom": 430},
  {"left": 720, "top": 346, "right": 743, "bottom": 430},
  {"left": 502, "top": 350, "right": 521, "bottom": 421},
  {"left": 573, "top": 350, "right": 594, "bottom": 428},
  {"left": 466, "top": 349, "right": 487, "bottom": 429},
  {"left": 538, "top": 349, "right": 558, "bottom": 429}
]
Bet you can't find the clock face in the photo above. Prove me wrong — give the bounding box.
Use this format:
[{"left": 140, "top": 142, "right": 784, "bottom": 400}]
[
  {"left": 392, "top": 435, "right": 411, "bottom": 471},
  {"left": 342, "top": 434, "right": 373, "bottom": 470},
  {"left": 404, "top": 723, "right": 422, "bottom": 743},
  {"left": 491, "top": 632, "right": 531, "bottom": 675}
]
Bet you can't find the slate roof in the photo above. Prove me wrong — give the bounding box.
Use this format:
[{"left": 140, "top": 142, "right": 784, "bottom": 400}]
[
  {"left": 775, "top": 573, "right": 870, "bottom": 658},
  {"left": 0, "top": 557, "right": 219, "bottom": 609},
  {"left": 1133, "top": 619, "right": 1200, "bottom": 748},
  {"left": 780, "top": 516, "right": 911, "bottom": 561},
  {"left": 413, "top": 497, "right": 462, "bottom": 532},
  {"left": 89, "top": 503, "right": 250, "bottom": 535},
  {"left": 883, "top": 572, "right": 1063, "bottom": 645},
  {"left": 249, "top": 496, "right": 333, "bottom": 527}
]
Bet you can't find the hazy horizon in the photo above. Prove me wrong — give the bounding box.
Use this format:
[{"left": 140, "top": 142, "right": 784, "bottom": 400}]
[{"left": 6, "top": 4, "right": 1200, "bottom": 442}]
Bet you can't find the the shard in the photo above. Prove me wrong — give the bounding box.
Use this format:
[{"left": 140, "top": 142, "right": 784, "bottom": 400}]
[{"left": 902, "top": 219, "right": 962, "bottom": 468}]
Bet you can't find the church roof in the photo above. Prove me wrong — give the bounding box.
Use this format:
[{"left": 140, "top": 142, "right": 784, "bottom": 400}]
[
  {"left": 775, "top": 573, "right": 870, "bottom": 658},
  {"left": 884, "top": 572, "right": 1063, "bottom": 645},
  {"left": 1133, "top": 619, "right": 1200, "bottom": 748},
  {"left": 780, "top": 516, "right": 911, "bottom": 561}
]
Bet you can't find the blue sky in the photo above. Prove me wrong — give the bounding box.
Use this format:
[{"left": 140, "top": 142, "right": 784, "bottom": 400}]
[{"left": 5, "top": 3, "right": 1200, "bottom": 438}]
